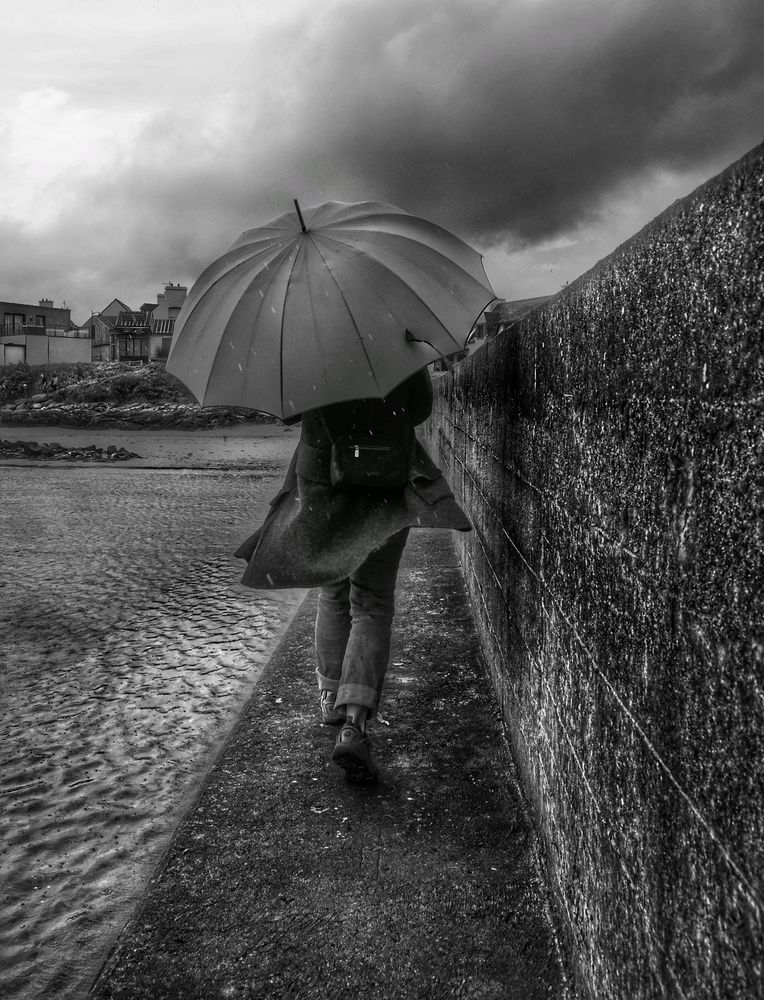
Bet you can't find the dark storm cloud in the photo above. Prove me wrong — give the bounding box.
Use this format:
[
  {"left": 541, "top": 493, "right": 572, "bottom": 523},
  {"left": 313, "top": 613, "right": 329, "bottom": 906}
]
[
  {"left": 233, "top": 0, "right": 764, "bottom": 247},
  {"left": 5, "top": 0, "right": 761, "bottom": 319}
]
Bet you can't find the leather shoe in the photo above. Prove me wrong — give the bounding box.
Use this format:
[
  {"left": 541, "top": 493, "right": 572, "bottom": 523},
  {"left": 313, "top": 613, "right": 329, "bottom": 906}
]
[{"left": 332, "top": 722, "right": 378, "bottom": 781}]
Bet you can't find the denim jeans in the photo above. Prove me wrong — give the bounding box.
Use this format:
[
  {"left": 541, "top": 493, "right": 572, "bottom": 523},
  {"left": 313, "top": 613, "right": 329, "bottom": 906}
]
[{"left": 314, "top": 528, "right": 409, "bottom": 716}]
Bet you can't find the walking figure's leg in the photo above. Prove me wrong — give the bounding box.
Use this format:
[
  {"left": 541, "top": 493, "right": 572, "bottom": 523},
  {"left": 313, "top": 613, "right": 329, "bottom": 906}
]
[
  {"left": 333, "top": 528, "right": 409, "bottom": 780},
  {"left": 315, "top": 579, "right": 351, "bottom": 724}
]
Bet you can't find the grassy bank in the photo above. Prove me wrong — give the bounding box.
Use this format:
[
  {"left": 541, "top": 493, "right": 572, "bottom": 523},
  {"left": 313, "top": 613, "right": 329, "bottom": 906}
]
[{"left": 0, "top": 362, "right": 278, "bottom": 429}]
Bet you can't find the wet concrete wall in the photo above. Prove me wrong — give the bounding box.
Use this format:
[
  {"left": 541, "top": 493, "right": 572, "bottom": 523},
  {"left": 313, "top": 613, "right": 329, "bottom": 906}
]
[{"left": 427, "top": 143, "right": 763, "bottom": 1000}]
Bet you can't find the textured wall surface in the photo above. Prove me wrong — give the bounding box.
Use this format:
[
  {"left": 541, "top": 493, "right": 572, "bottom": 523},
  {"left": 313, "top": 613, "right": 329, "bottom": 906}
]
[{"left": 428, "top": 143, "right": 763, "bottom": 1000}]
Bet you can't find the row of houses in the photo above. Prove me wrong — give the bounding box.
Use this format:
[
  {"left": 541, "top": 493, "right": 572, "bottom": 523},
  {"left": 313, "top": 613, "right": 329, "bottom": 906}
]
[
  {"left": 1, "top": 285, "right": 550, "bottom": 369},
  {"left": 0, "top": 283, "right": 188, "bottom": 367}
]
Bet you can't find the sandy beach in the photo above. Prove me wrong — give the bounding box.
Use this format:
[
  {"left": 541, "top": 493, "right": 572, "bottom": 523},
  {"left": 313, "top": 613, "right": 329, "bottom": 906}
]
[{"left": 0, "top": 429, "right": 304, "bottom": 1000}]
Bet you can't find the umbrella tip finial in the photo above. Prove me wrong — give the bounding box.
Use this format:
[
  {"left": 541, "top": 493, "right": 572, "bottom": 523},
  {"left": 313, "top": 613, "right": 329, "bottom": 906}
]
[{"left": 294, "top": 198, "right": 308, "bottom": 233}]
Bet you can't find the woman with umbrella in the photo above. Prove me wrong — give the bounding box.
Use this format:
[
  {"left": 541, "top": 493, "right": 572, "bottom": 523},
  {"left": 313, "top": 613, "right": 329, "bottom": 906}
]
[{"left": 168, "top": 200, "right": 495, "bottom": 782}]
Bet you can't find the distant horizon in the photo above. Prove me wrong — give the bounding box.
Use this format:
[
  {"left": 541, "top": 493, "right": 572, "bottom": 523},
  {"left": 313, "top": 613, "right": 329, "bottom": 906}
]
[{"left": 0, "top": 287, "right": 557, "bottom": 330}]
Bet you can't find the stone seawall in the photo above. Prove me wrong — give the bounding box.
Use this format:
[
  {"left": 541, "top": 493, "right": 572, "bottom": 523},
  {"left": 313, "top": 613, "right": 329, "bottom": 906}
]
[{"left": 427, "top": 143, "right": 762, "bottom": 999}]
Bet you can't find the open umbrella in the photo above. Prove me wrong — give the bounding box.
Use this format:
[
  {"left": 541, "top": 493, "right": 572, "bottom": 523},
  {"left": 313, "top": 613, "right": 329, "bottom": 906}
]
[{"left": 167, "top": 199, "right": 496, "bottom": 419}]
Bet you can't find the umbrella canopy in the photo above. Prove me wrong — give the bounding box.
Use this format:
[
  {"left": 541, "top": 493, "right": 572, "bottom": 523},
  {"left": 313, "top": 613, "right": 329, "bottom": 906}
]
[{"left": 167, "top": 199, "right": 496, "bottom": 419}]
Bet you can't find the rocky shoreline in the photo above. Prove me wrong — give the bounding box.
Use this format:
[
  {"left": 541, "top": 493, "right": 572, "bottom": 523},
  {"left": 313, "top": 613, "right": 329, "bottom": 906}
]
[
  {"left": 0, "top": 398, "right": 270, "bottom": 430},
  {"left": 0, "top": 439, "right": 141, "bottom": 462}
]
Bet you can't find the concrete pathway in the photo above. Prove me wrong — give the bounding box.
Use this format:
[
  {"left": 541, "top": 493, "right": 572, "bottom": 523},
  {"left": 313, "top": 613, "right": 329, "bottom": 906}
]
[{"left": 90, "top": 530, "right": 571, "bottom": 1000}]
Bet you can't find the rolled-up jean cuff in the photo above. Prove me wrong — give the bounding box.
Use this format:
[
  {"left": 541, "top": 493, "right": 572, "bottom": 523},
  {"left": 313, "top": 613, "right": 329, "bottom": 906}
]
[
  {"left": 315, "top": 670, "right": 340, "bottom": 692},
  {"left": 335, "top": 683, "right": 379, "bottom": 714}
]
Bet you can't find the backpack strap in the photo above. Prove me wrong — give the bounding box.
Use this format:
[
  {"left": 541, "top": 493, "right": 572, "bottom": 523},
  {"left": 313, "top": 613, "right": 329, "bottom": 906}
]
[{"left": 318, "top": 407, "right": 336, "bottom": 445}]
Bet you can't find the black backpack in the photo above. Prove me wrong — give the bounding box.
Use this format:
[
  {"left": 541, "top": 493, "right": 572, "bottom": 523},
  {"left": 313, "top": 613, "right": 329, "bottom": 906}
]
[{"left": 319, "top": 398, "right": 412, "bottom": 491}]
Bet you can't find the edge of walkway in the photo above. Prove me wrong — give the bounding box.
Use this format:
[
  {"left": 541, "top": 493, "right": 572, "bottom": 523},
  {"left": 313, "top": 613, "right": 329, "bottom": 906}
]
[{"left": 89, "top": 529, "right": 574, "bottom": 1000}]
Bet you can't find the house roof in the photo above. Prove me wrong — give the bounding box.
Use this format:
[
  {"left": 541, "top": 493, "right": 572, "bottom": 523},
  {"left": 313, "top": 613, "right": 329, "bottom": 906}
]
[
  {"left": 80, "top": 312, "right": 118, "bottom": 331},
  {"left": 115, "top": 310, "right": 151, "bottom": 330},
  {"left": 100, "top": 297, "right": 132, "bottom": 318}
]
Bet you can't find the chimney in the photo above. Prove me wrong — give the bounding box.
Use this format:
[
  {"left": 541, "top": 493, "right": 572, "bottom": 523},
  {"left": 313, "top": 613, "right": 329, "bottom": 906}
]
[
  {"left": 164, "top": 284, "right": 188, "bottom": 309},
  {"left": 39, "top": 298, "right": 53, "bottom": 308}
]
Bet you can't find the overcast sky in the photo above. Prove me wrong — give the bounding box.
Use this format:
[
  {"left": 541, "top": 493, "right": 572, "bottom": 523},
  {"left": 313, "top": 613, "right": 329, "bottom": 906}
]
[{"left": 2, "top": 0, "right": 762, "bottom": 323}]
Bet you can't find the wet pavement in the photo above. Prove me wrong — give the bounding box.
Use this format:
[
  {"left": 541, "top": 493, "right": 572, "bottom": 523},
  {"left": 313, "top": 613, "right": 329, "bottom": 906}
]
[
  {"left": 90, "top": 529, "right": 571, "bottom": 1000},
  {"left": 0, "top": 462, "right": 304, "bottom": 1000}
]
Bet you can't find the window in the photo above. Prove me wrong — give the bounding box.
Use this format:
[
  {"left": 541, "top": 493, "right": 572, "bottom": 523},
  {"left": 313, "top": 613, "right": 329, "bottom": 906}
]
[{"left": 3, "top": 313, "right": 25, "bottom": 333}]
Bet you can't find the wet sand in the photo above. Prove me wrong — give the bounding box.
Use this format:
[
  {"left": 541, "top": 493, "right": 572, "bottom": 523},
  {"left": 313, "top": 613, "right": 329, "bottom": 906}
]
[
  {"left": 0, "top": 420, "right": 299, "bottom": 470},
  {"left": 0, "top": 428, "right": 305, "bottom": 1000}
]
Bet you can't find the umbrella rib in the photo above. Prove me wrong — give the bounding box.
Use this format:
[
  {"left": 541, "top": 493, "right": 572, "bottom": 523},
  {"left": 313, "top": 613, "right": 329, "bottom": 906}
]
[
  {"left": 182, "top": 239, "right": 288, "bottom": 316},
  {"left": 326, "top": 226, "right": 489, "bottom": 294},
  {"left": 310, "top": 237, "right": 443, "bottom": 359},
  {"left": 278, "top": 239, "right": 307, "bottom": 417},
  {"left": 178, "top": 241, "right": 288, "bottom": 352},
  {"left": 300, "top": 237, "right": 334, "bottom": 397},
  {"left": 202, "top": 243, "right": 296, "bottom": 406},
  {"left": 315, "top": 233, "right": 475, "bottom": 351},
  {"left": 309, "top": 236, "right": 383, "bottom": 396},
  {"left": 325, "top": 218, "right": 490, "bottom": 290}
]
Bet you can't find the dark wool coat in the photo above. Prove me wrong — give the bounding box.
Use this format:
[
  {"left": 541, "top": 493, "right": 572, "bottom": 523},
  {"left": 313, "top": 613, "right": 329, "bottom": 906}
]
[{"left": 234, "top": 370, "right": 471, "bottom": 590}]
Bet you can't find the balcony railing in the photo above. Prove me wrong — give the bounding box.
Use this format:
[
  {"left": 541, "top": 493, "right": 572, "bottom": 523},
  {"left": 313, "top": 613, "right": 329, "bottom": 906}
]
[{"left": 1, "top": 323, "right": 86, "bottom": 338}]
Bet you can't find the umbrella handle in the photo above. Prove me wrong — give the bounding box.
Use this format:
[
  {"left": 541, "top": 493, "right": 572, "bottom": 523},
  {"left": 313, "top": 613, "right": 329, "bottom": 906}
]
[{"left": 405, "top": 329, "right": 453, "bottom": 370}]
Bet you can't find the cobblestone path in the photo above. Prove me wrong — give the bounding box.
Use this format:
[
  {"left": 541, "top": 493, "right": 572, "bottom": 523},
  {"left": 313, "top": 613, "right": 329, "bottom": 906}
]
[{"left": 0, "top": 463, "right": 303, "bottom": 1000}]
